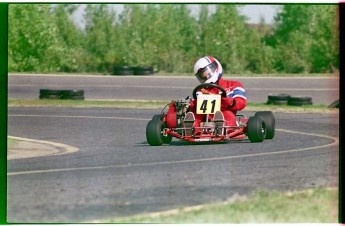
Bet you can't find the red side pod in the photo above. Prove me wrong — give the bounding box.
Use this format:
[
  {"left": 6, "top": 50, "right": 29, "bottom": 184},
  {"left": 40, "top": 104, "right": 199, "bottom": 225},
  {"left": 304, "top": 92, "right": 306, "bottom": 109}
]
[{"left": 166, "top": 101, "right": 177, "bottom": 128}]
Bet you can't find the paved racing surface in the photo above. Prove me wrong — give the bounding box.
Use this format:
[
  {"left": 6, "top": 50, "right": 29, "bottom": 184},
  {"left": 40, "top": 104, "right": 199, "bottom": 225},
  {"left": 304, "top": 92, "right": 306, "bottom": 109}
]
[
  {"left": 8, "top": 74, "right": 339, "bottom": 104},
  {"left": 7, "top": 107, "right": 339, "bottom": 223}
]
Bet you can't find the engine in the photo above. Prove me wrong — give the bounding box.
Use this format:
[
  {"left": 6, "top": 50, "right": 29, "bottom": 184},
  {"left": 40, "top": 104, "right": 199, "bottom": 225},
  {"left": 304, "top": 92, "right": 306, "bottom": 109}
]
[{"left": 165, "top": 97, "right": 192, "bottom": 128}]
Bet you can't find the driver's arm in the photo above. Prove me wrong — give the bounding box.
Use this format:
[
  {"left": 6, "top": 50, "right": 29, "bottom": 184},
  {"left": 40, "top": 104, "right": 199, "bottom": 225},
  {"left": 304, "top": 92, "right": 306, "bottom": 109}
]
[{"left": 221, "top": 82, "right": 247, "bottom": 111}]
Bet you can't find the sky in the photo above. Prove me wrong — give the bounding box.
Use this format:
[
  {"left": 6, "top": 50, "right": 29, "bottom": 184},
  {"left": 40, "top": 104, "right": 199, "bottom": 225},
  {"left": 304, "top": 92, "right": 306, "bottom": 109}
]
[
  {"left": 72, "top": 4, "right": 280, "bottom": 28},
  {"left": 237, "top": 4, "right": 280, "bottom": 24}
]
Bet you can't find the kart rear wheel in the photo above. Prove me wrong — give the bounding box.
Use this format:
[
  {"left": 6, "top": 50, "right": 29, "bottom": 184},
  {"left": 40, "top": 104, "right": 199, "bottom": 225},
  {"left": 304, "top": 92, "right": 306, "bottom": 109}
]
[
  {"left": 162, "top": 133, "right": 172, "bottom": 144},
  {"left": 146, "top": 119, "right": 172, "bottom": 146},
  {"left": 146, "top": 120, "right": 163, "bottom": 146},
  {"left": 152, "top": 114, "right": 162, "bottom": 120},
  {"left": 255, "top": 111, "right": 275, "bottom": 139},
  {"left": 247, "top": 116, "right": 265, "bottom": 143}
]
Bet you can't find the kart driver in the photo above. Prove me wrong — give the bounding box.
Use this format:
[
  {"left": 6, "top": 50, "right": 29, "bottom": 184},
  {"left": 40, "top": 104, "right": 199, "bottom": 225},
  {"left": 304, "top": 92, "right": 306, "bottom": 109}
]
[{"left": 183, "top": 56, "right": 247, "bottom": 135}]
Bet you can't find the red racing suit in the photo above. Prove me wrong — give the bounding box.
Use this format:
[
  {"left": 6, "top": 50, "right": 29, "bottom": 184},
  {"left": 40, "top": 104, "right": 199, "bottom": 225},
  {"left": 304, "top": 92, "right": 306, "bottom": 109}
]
[{"left": 189, "top": 78, "right": 247, "bottom": 127}]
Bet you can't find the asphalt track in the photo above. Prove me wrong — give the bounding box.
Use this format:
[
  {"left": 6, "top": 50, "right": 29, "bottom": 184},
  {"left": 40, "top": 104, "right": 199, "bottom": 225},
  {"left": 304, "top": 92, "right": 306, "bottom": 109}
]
[
  {"left": 7, "top": 106, "right": 339, "bottom": 223},
  {"left": 8, "top": 74, "right": 339, "bottom": 105}
]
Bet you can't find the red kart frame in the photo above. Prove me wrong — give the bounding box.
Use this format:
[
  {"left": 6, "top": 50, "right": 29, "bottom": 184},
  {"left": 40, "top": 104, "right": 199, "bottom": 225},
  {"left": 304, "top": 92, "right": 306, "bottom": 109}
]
[{"left": 146, "top": 83, "right": 275, "bottom": 146}]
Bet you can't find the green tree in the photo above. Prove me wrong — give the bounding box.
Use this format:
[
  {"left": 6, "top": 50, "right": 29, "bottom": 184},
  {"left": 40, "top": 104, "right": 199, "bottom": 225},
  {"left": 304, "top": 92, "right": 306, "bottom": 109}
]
[
  {"left": 117, "top": 4, "right": 198, "bottom": 72},
  {"left": 117, "top": 4, "right": 154, "bottom": 66},
  {"left": 52, "top": 4, "right": 87, "bottom": 72},
  {"left": 8, "top": 4, "right": 67, "bottom": 72},
  {"left": 272, "top": 4, "right": 338, "bottom": 73},
  {"left": 246, "top": 18, "right": 276, "bottom": 74},
  {"left": 201, "top": 5, "right": 255, "bottom": 74},
  {"left": 84, "top": 4, "right": 118, "bottom": 73}
]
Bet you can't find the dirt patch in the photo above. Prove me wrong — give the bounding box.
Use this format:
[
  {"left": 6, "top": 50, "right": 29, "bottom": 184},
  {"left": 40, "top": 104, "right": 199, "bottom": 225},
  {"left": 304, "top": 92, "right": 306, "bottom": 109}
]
[
  {"left": 7, "top": 137, "right": 79, "bottom": 160},
  {"left": 8, "top": 140, "right": 61, "bottom": 160}
]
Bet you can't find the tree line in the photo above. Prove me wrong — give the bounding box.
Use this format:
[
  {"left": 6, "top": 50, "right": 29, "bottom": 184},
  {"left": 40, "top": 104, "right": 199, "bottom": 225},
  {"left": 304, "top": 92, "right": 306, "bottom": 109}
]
[{"left": 8, "top": 4, "right": 339, "bottom": 74}]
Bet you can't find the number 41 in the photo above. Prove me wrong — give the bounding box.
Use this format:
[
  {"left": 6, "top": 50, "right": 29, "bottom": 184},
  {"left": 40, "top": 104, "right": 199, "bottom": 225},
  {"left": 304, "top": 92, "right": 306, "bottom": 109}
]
[{"left": 196, "top": 95, "right": 221, "bottom": 114}]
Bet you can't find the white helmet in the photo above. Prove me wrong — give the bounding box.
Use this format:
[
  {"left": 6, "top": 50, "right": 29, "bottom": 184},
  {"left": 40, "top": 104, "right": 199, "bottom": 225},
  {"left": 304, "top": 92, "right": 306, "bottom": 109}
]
[{"left": 193, "top": 56, "right": 223, "bottom": 84}]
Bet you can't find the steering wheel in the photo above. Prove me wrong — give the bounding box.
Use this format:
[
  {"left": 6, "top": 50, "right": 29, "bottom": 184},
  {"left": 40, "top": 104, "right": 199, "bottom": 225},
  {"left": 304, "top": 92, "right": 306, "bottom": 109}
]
[{"left": 192, "top": 83, "right": 227, "bottom": 99}]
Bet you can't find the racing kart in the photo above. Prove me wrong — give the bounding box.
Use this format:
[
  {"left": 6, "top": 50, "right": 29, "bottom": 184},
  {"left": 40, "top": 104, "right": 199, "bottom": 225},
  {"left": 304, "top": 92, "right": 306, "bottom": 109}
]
[{"left": 146, "top": 83, "right": 275, "bottom": 146}]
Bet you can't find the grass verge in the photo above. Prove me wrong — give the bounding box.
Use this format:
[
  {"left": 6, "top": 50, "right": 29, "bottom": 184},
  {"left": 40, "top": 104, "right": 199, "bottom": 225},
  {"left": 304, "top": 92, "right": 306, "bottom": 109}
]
[
  {"left": 8, "top": 99, "right": 338, "bottom": 114},
  {"left": 102, "top": 188, "right": 338, "bottom": 224},
  {"left": 7, "top": 138, "right": 18, "bottom": 149}
]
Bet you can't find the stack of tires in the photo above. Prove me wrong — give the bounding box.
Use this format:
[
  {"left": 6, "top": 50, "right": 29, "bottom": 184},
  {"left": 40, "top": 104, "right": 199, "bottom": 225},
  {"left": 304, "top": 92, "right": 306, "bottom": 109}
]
[
  {"left": 267, "top": 94, "right": 312, "bottom": 106},
  {"left": 287, "top": 96, "right": 312, "bottom": 106},
  {"left": 39, "top": 89, "right": 61, "bottom": 99},
  {"left": 267, "top": 94, "right": 290, "bottom": 105},
  {"left": 39, "top": 89, "right": 85, "bottom": 100},
  {"left": 112, "top": 65, "right": 154, "bottom": 76},
  {"left": 60, "top": 90, "right": 85, "bottom": 100}
]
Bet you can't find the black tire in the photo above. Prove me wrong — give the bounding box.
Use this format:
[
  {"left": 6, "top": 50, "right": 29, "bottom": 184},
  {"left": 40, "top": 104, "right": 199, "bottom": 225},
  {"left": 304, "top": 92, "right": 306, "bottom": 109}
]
[
  {"left": 288, "top": 101, "right": 313, "bottom": 106},
  {"left": 152, "top": 114, "right": 162, "bottom": 120},
  {"left": 134, "top": 66, "right": 154, "bottom": 75},
  {"left": 162, "top": 133, "right": 173, "bottom": 144},
  {"left": 267, "top": 94, "right": 291, "bottom": 101},
  {"left": 255, "top": 111, "right": 275, "bottom": 139},
  {"left": 39, "top": 89, "right": 61, "bottom": 96},
  {"left": 112, "top": 65, "right": 134, "bottom": 75},
  {"left": 60, "top": 95, "right": 85, "bottom": 100},
  {"left": 247, "top": 116, "right": 265, "bottom": 143},
  {"left": 39, "top": 94, "right": 60, "bottom": 99},
  {"left": 146, "top": 119, "right": 164, "bottom": 146},
  {"left": 267, "top": 100, "right": 288, "bottom": 105},
  {"left": 60, "top": 90, "right": 85, "bottom": 100},
  {"left": 135, "top": 70, "right": 154, "bottom": 75},
  {"left": 113, "top": 70, "right": 134, "bottom": 75},
  {"left": 288, "top": 96, "right": 312, "bottom": 102},
  {"left": 287, "top": 96, "right": 313, "bottom": 106},
  {"left": 151, "top": 115, "right": 172, "bottom": 144},
  {"left": 60, "top": 90, "right": 84, "bottom": 96}
]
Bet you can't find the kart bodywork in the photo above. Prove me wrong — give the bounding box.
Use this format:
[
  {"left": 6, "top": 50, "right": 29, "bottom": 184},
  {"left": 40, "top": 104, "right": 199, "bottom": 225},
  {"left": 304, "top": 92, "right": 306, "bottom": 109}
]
[{"left": 146, "top": 83, "right": 275, "bottom": 146}]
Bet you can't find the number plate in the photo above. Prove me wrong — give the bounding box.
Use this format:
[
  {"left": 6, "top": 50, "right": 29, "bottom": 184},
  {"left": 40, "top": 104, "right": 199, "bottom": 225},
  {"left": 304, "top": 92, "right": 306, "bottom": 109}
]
[{"left": 196, "top": 94, "right": 221, "bottom": 114}]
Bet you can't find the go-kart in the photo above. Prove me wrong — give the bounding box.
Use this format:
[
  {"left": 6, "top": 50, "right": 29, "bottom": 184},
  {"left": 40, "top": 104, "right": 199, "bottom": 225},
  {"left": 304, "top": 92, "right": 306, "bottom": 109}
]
[{"left": 146, "top": 83, "right": 275, "bottom": 146}]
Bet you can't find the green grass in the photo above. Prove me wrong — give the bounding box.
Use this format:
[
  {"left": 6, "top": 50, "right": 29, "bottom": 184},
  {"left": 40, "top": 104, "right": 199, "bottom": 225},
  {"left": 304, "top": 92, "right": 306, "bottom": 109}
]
[
  {"left": 7, "top": 138, "right": 18, "bottom": 149},
  {"left": 8, "top": 99, "right": 338, "bottom": 114},
  {"left": 102, "top": 188, "right": 338, "bottom": 224}
]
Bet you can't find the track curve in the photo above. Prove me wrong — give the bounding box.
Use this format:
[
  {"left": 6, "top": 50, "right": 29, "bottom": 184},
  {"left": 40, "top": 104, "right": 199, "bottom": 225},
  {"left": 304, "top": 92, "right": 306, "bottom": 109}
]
[{"left": 7, "top": 107, "right": 339, "bottom": 223}]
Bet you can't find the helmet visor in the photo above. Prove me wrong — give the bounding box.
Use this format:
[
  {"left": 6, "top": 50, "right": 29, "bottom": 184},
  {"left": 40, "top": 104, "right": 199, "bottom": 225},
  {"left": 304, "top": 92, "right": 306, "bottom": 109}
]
[{"left": 195, "top": 62, "right": 217, "bottom": 83}]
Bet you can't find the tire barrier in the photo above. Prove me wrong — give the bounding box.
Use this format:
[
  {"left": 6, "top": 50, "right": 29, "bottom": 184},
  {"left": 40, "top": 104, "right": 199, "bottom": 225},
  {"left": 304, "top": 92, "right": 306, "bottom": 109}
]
[
  {"left": 267, "top": 94, "right": 313, "bottom": 106},
  {"left": 134, "top": 66, "right": 154, "bottom": 75},
  {"left": 112, "top": 65, "right": 134, "bottom": 75},
  {"left": 60, "top": 90, "right": 85, "bottom": 100},
  {"left": 39, "top": 89, "right": 85, "bottom": 100},
  {"left": 287, "top": 96, "right": 313, "bottom": 106},
  {"left": 267, "top": 93, "right": 291, "bottom": 105},
  {"left": 39, "top": 89, "right": 61, "bottom": 99},
  {"left": 112, "top": 65, "right": 155, "bottom": 76},
  {"left": 328, "top": 99, "right": 339, "bottom": 109}
]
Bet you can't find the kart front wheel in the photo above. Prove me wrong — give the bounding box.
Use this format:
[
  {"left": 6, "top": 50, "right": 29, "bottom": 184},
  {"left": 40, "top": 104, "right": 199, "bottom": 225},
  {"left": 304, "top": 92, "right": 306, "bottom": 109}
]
[
  {"left": 255, "top": 111, "right": 275, "bottom": 139},
  {"left": 146, "top": 119, "right": 172, "bottom": 146},
  {"left": 247, "top": 116, "right": 265, "bottom": 143}
]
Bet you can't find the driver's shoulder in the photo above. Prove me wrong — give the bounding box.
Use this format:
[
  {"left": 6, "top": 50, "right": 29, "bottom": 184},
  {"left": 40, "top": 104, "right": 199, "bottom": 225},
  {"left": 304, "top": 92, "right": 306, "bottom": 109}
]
[{"left": 219, "top": 78, "right": 243, "bottom": 87}]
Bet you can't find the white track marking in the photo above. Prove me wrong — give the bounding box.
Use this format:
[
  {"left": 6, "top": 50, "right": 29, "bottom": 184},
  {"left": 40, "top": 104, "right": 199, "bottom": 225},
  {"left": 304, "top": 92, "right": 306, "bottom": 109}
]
[
  {"left": 8, "top": 136, "right": 79, "bottom": 156},
  {"left": 7, "top": 128, "right": 338, "bottom": 176}
]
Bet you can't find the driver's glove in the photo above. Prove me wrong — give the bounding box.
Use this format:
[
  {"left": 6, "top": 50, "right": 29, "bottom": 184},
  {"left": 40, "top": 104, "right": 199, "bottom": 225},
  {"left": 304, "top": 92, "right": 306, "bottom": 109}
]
[{"left": 221, "top": 97, "right": 236, "bottom": 109}]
